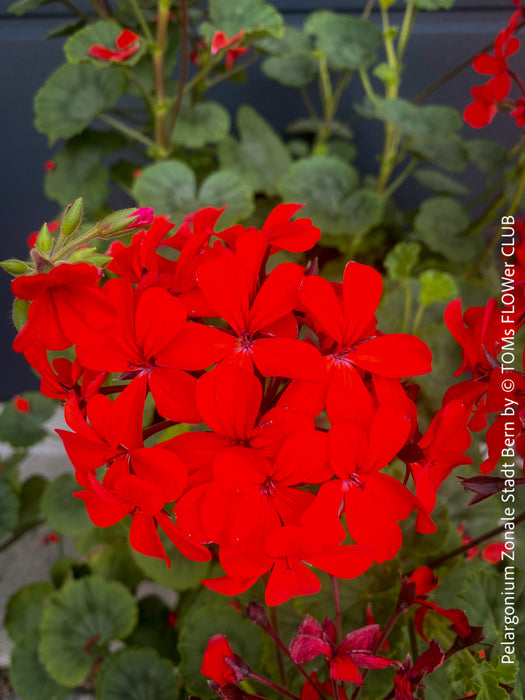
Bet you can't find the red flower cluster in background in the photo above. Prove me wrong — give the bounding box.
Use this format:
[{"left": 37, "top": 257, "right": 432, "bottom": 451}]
[
  {"left": 89, "top": 29, "right": 140, "bottom": 62},
  {"left": 9, "top": 202, "right": 491, "bottom": 608},
  {"left": 464, "top": 0, "right": 525, "bottom": 128}
]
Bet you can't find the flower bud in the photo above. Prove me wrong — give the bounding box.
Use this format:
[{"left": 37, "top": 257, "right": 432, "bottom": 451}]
[
  {"left": 245, "top": 602, "right": 270, "bottom": 629},
  {"left": 0, "top": 259, "right": 30, "bottom": 276},
  {"left": 61, "top": 198, "right": 84, "bottom": 238},
  {"left": 95, "top": 207, "right": 154, "bottom": 239},
  {"left": 36, "top": 223, "right": 53, "bottom": 253},
  {"left": 70, "top": 247, "right": 98, "bottom": 262},
  {"left": 12, "top": 298, "right": 30, "bottom": 331}
]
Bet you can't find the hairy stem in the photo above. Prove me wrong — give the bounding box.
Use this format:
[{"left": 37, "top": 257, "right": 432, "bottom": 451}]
[
  {"left": 166, "top": 0, "right": 189, "bottom": 142},
  {"left": 97, "top": 113, "right": 156, "bottom": 149},
  {"left": 153, "top": 0, "right": 171, "bottom": 154}
]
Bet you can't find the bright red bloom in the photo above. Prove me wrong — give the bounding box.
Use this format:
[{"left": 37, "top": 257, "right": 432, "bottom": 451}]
[
  {"left": 13, "top": 395, "right": 30, "bottom": 413},
  {"left": 201, "top": 634, "right": 239, "bottom": 686},
  {"left": 511, "top": 98, "right": 525, "bottom": 126},
  {"left": 464, "top": 74, "right": 510, "bottom": 128},
  {"left": 12, "top": 263, "right": 115, "bottom": 353},
  {"left": 393, "top": 641, "right": 444, "bottom": 700},
  {"left": 472, "top": 27, "right": 519, "bottom": 84},
  {"left": 89, "top": 29, "right": 140, "bottom": 62},
  {"left": 211, "top": 30, "right": 249, "bottom": 69},
  {"left": 290, "top": 617, "right": 394, "bottom": 685},
  {"left": 298, "top": 262, "right": 432, "bottom": 421},
  {"left": 43, "top": 160, "right": 56, "bottom": 172},
  {"left": 481, "top": 541, "right": 506, "bottom": 563},
  {"left": 195, "top": 230, "right": 325, "bottom": 380}
]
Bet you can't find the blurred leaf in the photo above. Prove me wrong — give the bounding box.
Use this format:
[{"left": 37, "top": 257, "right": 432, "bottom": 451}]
[
  {"left": 126, "top": 596, "right": 179, "bottom": 660},
  {"left": 414, "top": 197, "right": 477, "bottom": 262},
  {"left": 339, "top": 189, "right": 383, "bottom": 236},
  {"left": 179, "top": 602, "right": 265, "bottom": 697},
  {"left": 88, "top": 540, "right": 143, "bottom": 590},
  {"left": 34, "top": 63, "right": 126, "bottom": 145},
  {"left": 46, "top": 19, "right": 86, "bottom": 40},
  {"left": 414, "top": 168, "right": 469, "bottom": 196},
  {"left": 418, "top": 270, "right": 459, "bottom": 306},
  {"left": 256, "top": 25, "right": 311, "bottom": 54},
  {"left": 384, "top": 241, "right": 421, "bottom": 280},
  {"left": 466, "top": 139, "right": 508, "bottom": 175},
  {"left": 41, "top": 473, "right": 92, "bottom": 537},
  {"left": 218, "top": 105, "right": 292, "bottom": 196},
  {"left": 262, "top": 53, "right": 317, "bottom": 87},
  {"left": 412, "top": 134, "right": 468, "bottom": 173},
  {"left": 171, "top": 100, "right": 231, "bottom": 148},
  {"left": 131, "top": 535, "right": 211, "bottom": 591},
  {"left": 0, "top": 392, "right": 55, "bottom": 448},
  {"left": 95, "top": 648, "right": 178, "bottom": 700},
  {"left": 0, "top": 479, "right": 19, "bottom": 540},
  {"left": 9, "top": 637, "right": 69, "bottom": 700},
  {"left": 411, "top": 0, "right": 455, "bottom": 9},
  {"left": 305, "top": 11, "right": 382, "bottom": 70},
  {"left": 376, "top": 99, "right": 462, "bottom": 138},
  {"left": 5, "top": 582, "right": 54, "bottom": 644},
  {"left": 8, "top": 0, "right": 53, "bottom": 15},
  {"left": 209, "top": 0, "right": 283, "bottom": 37},
  {"left": 65, "top": 20, "right": 144, "bottom": 67},
  {"left": 17, "top": 475, "right": 47, "bottom": 528},
  {"left": 198, "top": 170, "right": 254, "bottom": 227},
  {"left": 39, "top": 576, "right": 139, "bottom": 687},
  {"left": 278, "top": 155, "right": 359, "bottom": 234}
]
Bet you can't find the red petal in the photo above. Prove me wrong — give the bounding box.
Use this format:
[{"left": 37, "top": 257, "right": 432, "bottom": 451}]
[
  {"left": 265, "top": 560, "right": 321, "bottom": 606},
  {"left": 149, "top": 367, "right": 200, "bottom": 423},
  {"left": 157, "top": 322, "right": 235, "bottom": 370},
  {"left": 330, "top": 654, "right": 363, "bottom": 684},
  {"left": 308, "top": 545, "right": 374, "bottom": 579},
  {"left": 299, "top": 275, "right": 345, "bottom": 344},
  {"left": 353, "top": 334, "right": 432, "bottom": 377},
  {"left": 249, "top": 263, "right": 304, "bottom": 333},
  {"left": 157, "top": 510, "right": 211, "bottom": 561},
  {"left": 134, "top": 286, "right": 186, "bottom": 359},
  {"left": 129, "top": 512, "right": 169, "bottom": 564},
  {"left": 252, "top": 337, "right": 325, "bottom": 380},
  {"left": 342, "top": 262, "right": 383, "bottom": 345},
  {"left": 289, "top": 635, "right": 332, "bottom": 664},
  {"left": 201, "top": 634, "right": 236, "bottom": 685}
]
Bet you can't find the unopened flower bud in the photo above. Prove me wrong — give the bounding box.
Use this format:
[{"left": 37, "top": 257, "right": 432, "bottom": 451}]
[
  {"left": 95, "top": 207, "right": 153, "bottom": 239},
  {"left": 12, "top": 298, "right": 30, "bottom": 331},
  {"left": 0, "top": 259, "right": 30, "bottom": 276},
  {"left": 61, "top": 198, "right": 84, "bottom": 238},
  {"left": 70, "top": 247, "right": 98, "bottom": 262},
  {"left": 36, "top": 223, "right": 53, "bottom": 253},
  {"left": 245, "top": 602, "right": 270, "bottom": 629}
]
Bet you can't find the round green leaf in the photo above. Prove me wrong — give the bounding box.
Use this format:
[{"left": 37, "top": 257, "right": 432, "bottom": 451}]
[
  {"left": 0, "top": 392, "right": 56, "bottom": 448},
  {"left": 132, "top": 160, "right": 196, "bottom": 215},
  {"left": 305, "top": 11, "right": 382, "bottom": 70},
  {"left": 17, "top": 475, "right": 48, "bottom": 528},
  {"left": 384, "top": 242, "right": 421, "bottom": 280},
  {"left": 414, "top": 168, "right": 469, "bottom": 196},
  {"left": 262, "top": 53, "right": 317, "bottom": 87},
  {"left": 0, "top": 479, "right": 19, "bottom": 540},
  {"left": 340, "top": 189, "right": 383, "bottom": 236},
  {"left": 209, "top": 0, "right": 283, "bottom": 38},
  {"left": 96, "top": 648, "right": 178, "bottom": 700},
  {"left": 199, "top": 170, "right": 254, "bottom": 227},
  {"left": 132, "top": 536, "right": 210, "bottom": 591},
  {"left": 256, "top": 25, "right": 311, "bottom": 54},
  {"left": 34, "top": 63, "right": 126, "bottom": 145},
  {"left": 171, "top": 100, "right": 231, "bottom": 148},
  {"left": 375, "top": 99, "right": 462, "bottom": 139},
  {"left": 466, "top": 138, "right": 508, "bottom": 175},
  {"left": 65, "top": 20, "right": 144, "bottom": 67},
  {"left": 179, "top": 604, "right": 265, "bottom": 698},
  {"left": 5, "top": 582, "right": 54, "bottom": 644},
  {"left": 412, "top": 134, "right": 468, "bottom": 173},
  {"left": 10, "top": 638, "right": 69, "bottom": 700},
  {"left": 39, "top": 576, "right": 139, "bottom": 687},
  {"left": 278, "top": 155, "right": 358, "bottom": 234},
  {"left": 218, "top": 105, "right": 292, "bottom": 196},
  {"left": 418, "top": 270, "right": 459, "bottom": 306},
  {"left": 41, "top": 473, "right": 92, "bottom": 537},
  {"left": 414, "top": 197, "right": 475, "bottom": 262},
  {"left": 88, "top": 540, "right": 143, "bottom": 590}
]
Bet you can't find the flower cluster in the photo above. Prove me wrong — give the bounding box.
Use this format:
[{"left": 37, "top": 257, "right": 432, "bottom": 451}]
[
  {"left": 6, "top": 202, "right": 486, "bottom": 607},
  {"left": 464, "top": 0, "right": 525, "bottom": 128}
]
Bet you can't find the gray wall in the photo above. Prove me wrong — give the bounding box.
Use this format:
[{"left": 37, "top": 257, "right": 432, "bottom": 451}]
[{"left": 0, "top": 1, "right": 508, "bottom": 398}]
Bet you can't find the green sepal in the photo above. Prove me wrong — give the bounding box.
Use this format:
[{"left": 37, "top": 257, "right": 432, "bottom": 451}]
[
  {"left": 0, "top": 259, "right": 30, "bottom": 276},
  {"left": 61, "top": 198, "right": 84, "bottom": 238}
]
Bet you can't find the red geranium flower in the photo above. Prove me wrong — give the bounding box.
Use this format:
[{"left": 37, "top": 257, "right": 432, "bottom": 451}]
[
  {"left": 211, "top": 30, "right": 249, "bottom": 69},
  {"left": 464, "top": 74, "right": 510, "bottom": 128},
  {"left": 89, "top": 29, "right": 140, "bottom": 62}
]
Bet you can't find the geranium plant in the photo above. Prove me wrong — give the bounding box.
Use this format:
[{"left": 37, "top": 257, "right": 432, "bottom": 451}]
[{"left": 1, "top": 0, "right": 524, "bottom": 699}]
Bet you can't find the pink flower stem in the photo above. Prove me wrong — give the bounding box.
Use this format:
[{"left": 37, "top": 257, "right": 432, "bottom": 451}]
[
  {"left": 247, "top": 670, "right": 302, "bottom": 700},
  {"left": 509, "top": 68, "right": 525, "bottom": 98}
]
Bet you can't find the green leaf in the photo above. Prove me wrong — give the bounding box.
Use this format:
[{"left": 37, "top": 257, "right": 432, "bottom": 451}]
[
  {"left": 209, "top": 0, "right": 283, "bottom": 38},
  {"left": 278, "top": 155, "right": 358, "bottom": 234},
  {"left": 45, "top": 131, "right": 124, "bottom": 216},
  {"left": 171, "top": 100, "right": 231, "bottom": 148},
  {"left": 34, "top": 63, "right": 126, "bottom": 145},
  {"left": 0, "top": 479, "right": 19, "bottom": 540},
  {"left": 287, "top": 117, "right": 353, "bottom": 140},
  {"left": 133, "top": 160, "right": 197, "bottom": 215},
  {"left": 412, "top": 134, "right": 468, "bottom": 173},
  {"left": 39, "top": 576, "right": 139, "bottom": 687},
  {"left": 5, "top": 582, "right": 54, "bottom": 644},
  {"left": 376, "top": 99, "right": 462, "bottom": 139},
  {"left": 305, "top": 11, "right": 382, "bottom": 70},
  {"left": 88, "top": 540, "right": 143, "bottom": 590},
  {"left": 8, "top": 0, "right": 53, "bottom": 16},
  {"left": 9, "top": 638, "right": 69, "bottom": 700},
  {"left": 339, "top": 189, "right": 383, "bottom": 236},
  {"left": 95, "top": 648, "right": 178, "bottom": 700},
  {"left": 384, "top": 241, "right": 421, "bottom": 280},
  {"left": 466, "top": 138, "right": 508, "bottom": 175},
  {"left": 0, "top": 392, "right": 56, "bottom": 448},
  {"left": 414, "top": 168, "right": 469, "bottom": 196},
  {"left": 414, "top": 197, "right": 477, "bottom": 262},
  {"left": 411, "top": 0, "right": 455, "bottom": 9},
  {"left": 262, "top": 53, "right": 317, "bottom": 87},
  {"left": 179, "top": 603, "right": 265, "bottom": 698},
  {"left": 41, "top": 473, "right": 92, "bottom": 537},
  {"left": 418, "top": 270, "right": 459, "bottom": 306},
  {"left": 126, "top": 596, "right": 179, "bottom": 660},
  {"left": 17, "top": 475, "right": 47, "bottom": 528},
  {"left": 46, "top": 18, "right": 86, "bottom": 40},
  {"left": 132, "top": 535, "right": 210, "bottom": 591},
  {"left": 198, "top": 170, "right": 254, "bottom": 227},
  {"left": 133, "top": 161, "right": 253, "bottom": 225},
  {"left": 256, "top": 25, "right": 311, "bottom": 54},
  {"left": 65, "top": 20, "right": 144, "bottom": 67},
  {"left": 218, "top": 105, "right": 292, "bottom": 196}
]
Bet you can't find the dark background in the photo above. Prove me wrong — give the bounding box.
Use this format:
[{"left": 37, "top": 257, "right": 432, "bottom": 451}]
[{"left": 0, "top": 0, "right": 510, "bottom": 398}]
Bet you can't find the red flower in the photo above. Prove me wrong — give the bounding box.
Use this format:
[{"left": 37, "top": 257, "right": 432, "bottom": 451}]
[
  {"left": 11, "top": 263, "right": 115, "bottom": 353},
  {"left": 211, "top": 30, "right": 249, "bottom": 69},
  {"left": 481, "top": 541, "right": 506, "bottom": 563},
  {"left": 43, "top": 160, "right": 56, "bottom": 172},
  {"left": 472, "top": 27, "right": 519, "bottom": 87},
  {"left": 201, "top": 634, "right": 239, "bottom": 687},
  {"left": 13, "top": 395, "right": 30, "bottom": 413},
  {"left": 393, "top": 641, "right": 444, "bottom": 700},
  {"left": 464, "top": 74, "right": 510, "bottom": 128},
  {"left": 511, "top": 97, "right": 525, "bottom": 126},
  {"left": 290, "top": 616, "right": 394, "bottom": 685},
  {"left": 89, "top": 29, "right": 140, "bottom": 62}
]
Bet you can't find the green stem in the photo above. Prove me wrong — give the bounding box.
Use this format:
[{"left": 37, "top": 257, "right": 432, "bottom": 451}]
[
  {"left": 316, "top": 66, "right": 350, "bottom": 148},
  {"left": 90, "top": 0, "right": 110, "bottom": 19},
  {"left": 128, "top": 0, "right": 154, "bottom": 45},
  {"left": 269, "top": 606, "right": 286, "bottom": 685},
  {"left": 359, "top": 68, "right": 377, "bottom": 104},
  {"left": 0, "top": 517, "right": 44, "bottom": 553},
  {"left": 152, "top": 0, "right": 170, "bottom": 154},
  {"left": 402, "top": 279, "right": 412, "bottom": 333},
  {"left": 332, "top": 575, "right": 342, "bottom": 644},
  {"left": 97, "top": 113, "right": 156, "bottom": 149},
  {"left": 397, "top": 1, "right": 417, "bottom": 63},
  {"left": 166, "top": 0, "right": 189, "bottom": 142},
  {"left": 299, "top": 86, "right": 319, "bottom": 120},
  {"left": 383, "top": 158, "right": 417, "bottom": 199},
  {"left": 205, "top": 53, "right": 260, "bottom": 89},
  {"left": 123, "top": 67, "right": 154, "bottom": 109},
  {"left": 361, "top": 0, "right": 375, "bottom": 21},
  {"left": 412, "top": 302, "right": 425, "bottom": 334}
]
